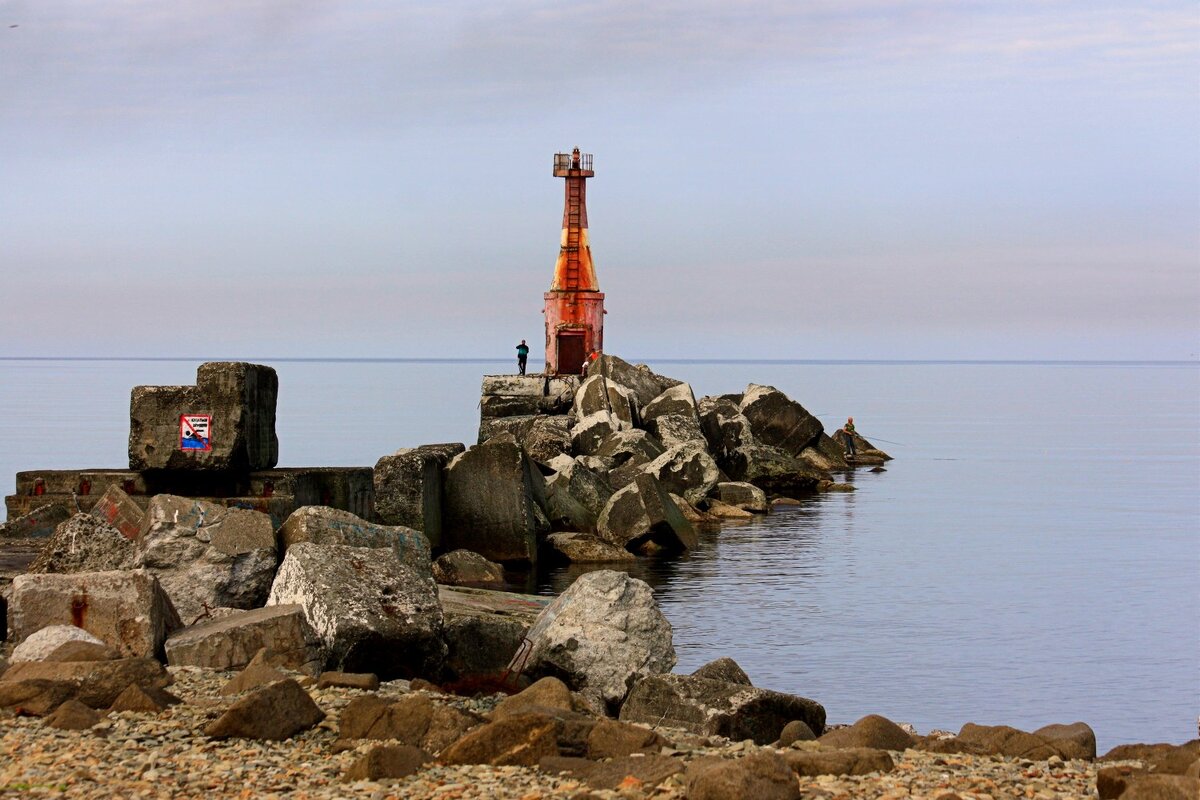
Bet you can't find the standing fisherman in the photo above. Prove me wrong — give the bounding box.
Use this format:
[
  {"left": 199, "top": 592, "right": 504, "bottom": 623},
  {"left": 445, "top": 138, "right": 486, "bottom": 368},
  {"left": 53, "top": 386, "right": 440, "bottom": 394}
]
[
  {"left": 840, "top": 416, "right": 858, "bottom": 459},
  {"left": 516, "top": 340, "right": 529, "bottom": 375}
]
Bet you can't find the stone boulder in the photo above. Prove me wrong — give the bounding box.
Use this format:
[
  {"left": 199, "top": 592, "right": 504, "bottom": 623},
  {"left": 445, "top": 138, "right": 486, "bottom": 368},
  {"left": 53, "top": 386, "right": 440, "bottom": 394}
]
[
  {"left": 724, "top": 443, "right": 827, "bottom": 495},
  {"left": 569, "top": 411, "right": 619, "bottom": 456},
  {"left": 478, "top": 415, "right": 573, "bottom": 466},
  {"left": 593, "top": 429, "right": 666, "bottom": 468},
  {"left": 373, "top": 443, "right": 463, "bottom": 546},
  {"left": 267, "top": 542, "right": 445, "bottom": 679},
  {"left": 619, "top": 673, "right": 825, "bottom": 745},
  {"left": 691, "top": 657, "right": 753, "bottom": 686},
  {"left": 573, "top": 375, "right": 636, "bottom": 430},
  {"left": 135, "top": 495, "right": 277, "bottom": 623},
  {"left": 8, "top": 569, "right": 180, "bottom": 658},
  {"left": 204, "top": 678, "right": 325, "bottom": 740},
  {"left": 783, "top": 747, "right": 895, "bottom": 777},
  {"left": 278, "top": 506, "right": 430, "bottom": 571},
  {"left": 686, "top": 752, "right": 801, "bottom": 800},
  {"left": 1033, "top": 721, "right": 1097, "bottom": 760},
  {"left": 438, "top": 585, "right": 549, "bottom": 683},
  {"left": 0, "top": 657, "right": 172, "bottom": 712},
  {"left": 544, "top": 458, "right": 614, "bottom": 533},
  {"left": 45, "top": 699, "right": 105, "bottom": 730},
  {"left": 644, "top": 413, "right": 707, "bottom": 449},
  {"left": 739, "top": 384, "right": 824, "bottom": 456},
  {"left": 342, "top": 745, "right": 432, "bottom": 783},
  {"left": 443, "top": 439, "right": 548, "bottom": 564},
  {"left": 26, "top": 513, "right": 137, "bottom": 575},
  {"left": 639, "top": 443, "right": 721, "bottom": 506},
  {"left": 0, "top": 503, "right": 72, "bottom": 539},
  {"left": 544, "top": 533, "right": 636, "bottom": 563},
  {"left": 432, "top": 550, "right": 505, "bottom": 587},
  {"left": 713, "top": 481, "right": 769, "bottom": 512},
  {"left": 587, "top": 355, "right": 681, "bottom": 409},
  {"left": 163, "top": 604, "right": 323, "bottom": 674},
  {"left": 955, "top": 722, "right": 1091, "bottom": 760},
  {"left": 440, "top": 712, "right": 560, "bottom": 767},
  {"left": 596, "top": 473, "right": 697, "bottom": 554},
  {"left": 818, "top": 714, "right": 915, "bottom": 751},
  {"left": 339, "top": 693, "right": 482, "bottom": 753},
  {"left": 129, "top": 361, "right": 278, "bottom": 472},
  {"left": 642, "top": 382, "right": 700, "bottom": 425},
  {"left": 10, "top": 625, "right": 113, "bottom": 663},
  {"left": 521, "top": 570, "right": 676, "bottom": 712}
]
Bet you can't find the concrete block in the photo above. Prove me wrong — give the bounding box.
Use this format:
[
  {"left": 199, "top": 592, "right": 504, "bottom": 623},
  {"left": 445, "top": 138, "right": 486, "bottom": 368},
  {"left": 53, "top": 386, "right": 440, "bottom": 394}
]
[
  {"left": 373, "top": 445, "right": 462, "bottom": 546},
  {"left": 164, "top": 604, "right": 322, "bottom": 673},
  {"left": 128, "top": 361, "right": 279, "bottom": 472}
]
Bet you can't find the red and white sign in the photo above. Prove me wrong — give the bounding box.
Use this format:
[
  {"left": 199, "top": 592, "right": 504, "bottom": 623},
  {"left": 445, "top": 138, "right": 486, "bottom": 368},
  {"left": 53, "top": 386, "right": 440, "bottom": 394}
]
[{"left": 180, "top": 414, "right": 212, "bottom": 451}]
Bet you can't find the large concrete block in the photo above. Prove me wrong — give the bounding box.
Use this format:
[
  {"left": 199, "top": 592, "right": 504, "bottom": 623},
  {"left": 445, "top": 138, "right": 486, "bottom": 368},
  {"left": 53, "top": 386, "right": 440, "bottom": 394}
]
[
  {"left": 443, "top": 440, "right": 549, "bottom": 564},
  {"left": 7, "top": 569, "right": 181, "bottom": 658},
  {"left": 373, "top": 444, "right": 463, "bottom": 546},
  {"left": 128, "top": 361, "right": 279, "bottom": 472},
  {"left": 739, "top": 384, "right": 824, "bottom": 457},
  {"left": 87, "top": 484, "right": 144, "bottom": 539},
  {"left": 277, "top": 506, "right": 431, "bottom": 571},
  {"left": 438, "top": 585, "right": 550, "bottom": 682},
  {"left": 164, "top": 604, "right": 322, "bottom": 673},
  {"left": 596, "top": 473, "right": 697, "bottom": 555}
]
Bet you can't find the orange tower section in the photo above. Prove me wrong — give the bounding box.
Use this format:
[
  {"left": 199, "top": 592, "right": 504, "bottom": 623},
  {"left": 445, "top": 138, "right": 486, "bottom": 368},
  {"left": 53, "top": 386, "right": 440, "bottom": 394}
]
[{"left": 544, "top": 147, "right": 605, "bottom": 375}]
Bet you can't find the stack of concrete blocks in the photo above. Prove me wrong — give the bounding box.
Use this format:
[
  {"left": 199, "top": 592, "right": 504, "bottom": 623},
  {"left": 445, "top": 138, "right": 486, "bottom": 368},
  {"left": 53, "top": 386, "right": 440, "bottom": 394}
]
[{"left": 4, "top": 363, "right": 373, "bottom": 532}]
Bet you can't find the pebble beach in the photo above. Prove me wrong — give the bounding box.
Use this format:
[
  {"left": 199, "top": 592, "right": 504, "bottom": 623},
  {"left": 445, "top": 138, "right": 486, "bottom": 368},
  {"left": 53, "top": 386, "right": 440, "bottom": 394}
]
[{"left": 0, "top": 666, "right": 1133, "bottom": 799}]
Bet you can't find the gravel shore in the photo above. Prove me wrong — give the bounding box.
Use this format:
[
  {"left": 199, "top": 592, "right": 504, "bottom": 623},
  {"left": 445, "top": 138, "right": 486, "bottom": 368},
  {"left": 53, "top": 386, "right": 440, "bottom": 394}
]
[{"left": 0, "top": 666, "right": 1124, "bottom": 799}]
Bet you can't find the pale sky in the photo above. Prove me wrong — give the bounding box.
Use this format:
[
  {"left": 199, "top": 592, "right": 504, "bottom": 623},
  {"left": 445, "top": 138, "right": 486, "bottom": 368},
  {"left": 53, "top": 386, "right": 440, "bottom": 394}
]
[{"left": 1, "top": 1, "right": 1197, "bottom": 360}]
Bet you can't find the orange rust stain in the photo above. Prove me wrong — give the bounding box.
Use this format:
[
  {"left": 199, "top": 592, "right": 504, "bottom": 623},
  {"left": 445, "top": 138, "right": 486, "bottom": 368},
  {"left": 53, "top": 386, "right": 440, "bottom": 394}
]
[{"left": 70, "top": 591, "right": 89, "bottom": 628}]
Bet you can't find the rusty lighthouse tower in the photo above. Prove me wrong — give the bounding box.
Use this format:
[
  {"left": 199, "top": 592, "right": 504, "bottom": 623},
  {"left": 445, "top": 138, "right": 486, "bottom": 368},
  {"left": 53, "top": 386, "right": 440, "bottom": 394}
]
[{"left": 544, "top": 147, "right": 604, "bottom": 375}]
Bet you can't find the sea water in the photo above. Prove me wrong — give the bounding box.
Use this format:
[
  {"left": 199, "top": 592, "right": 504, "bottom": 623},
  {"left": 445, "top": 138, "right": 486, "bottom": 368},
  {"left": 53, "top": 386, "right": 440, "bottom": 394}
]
[{"left": 1, "top": 357, "right": 1196, "bottom": 751}]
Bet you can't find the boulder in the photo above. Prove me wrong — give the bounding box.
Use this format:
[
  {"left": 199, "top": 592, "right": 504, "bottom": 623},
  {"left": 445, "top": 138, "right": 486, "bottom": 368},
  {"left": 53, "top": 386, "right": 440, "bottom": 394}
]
[
  {"left": 639, "top": 443, "right": 721, "bottom": 506},
  {"left": 714, "top": 481, "right": 769, "bottom": 512},
  {"left": 587, "top": 355, "right": 681, "bottom": 409},
  {"left": 0, "top": 657, "right": 172, "bottom": 711},
  {"left": 128, "top": 361, "right": 279, "bottom": 472},
  {"left": 278, "top": 506, "right": 431, "bottom": 571},
  {"left": 164, "top": 604, "right": 322, "bottom": 674},
  {"left": 342, "top": 745, "right": 432, "bottom": 783},
  {"left": 596, "top": 473, "right": 697, "bottom": 554},
  {"left": 443, "top": 440, "right": 548, "bottom": 564},
  {"left": 538, "top": 754, "right": 685, "bottom": 792},
  {"left": 8, "top": 569, "right": 180, "bottom": 658},
  {"left": 645, "top": 413, "right": 707, "bottom": 449},
  {"left": 26, "top": 513, "right": 137, "bottom": 575},
  {"left": 522, "top": 415, "right": 574, "bottom": 465},
  {"left": 783, "top": 747, "right": 895, "bottom": 776},
  {"left": 699, "top": 397, "right": 754, "bottom": 463},
  {"left": 778, "top": 719, "right": 817, "bottom": 745},
  {"left": 620, "top": 673, "right": 825, "bottom": 745},
  {"left": 267, "top": 542, "right": 445, "bottom": 679},
  {"left": 724, "top": 443, "right": 827, "bottom": 495},
  {"left": 739, "top": 384, "right": 824, "bottom": 456},
  {"left": 812, "top": 432, "right": 851, "bottom": 469},
  {"left": 686, "top": 752, "right": 802, "bottom": 800},
  {"left": 691, "top": 657, "right": 752, "bottom": 686},
  {"left": 437, "top": 585, "right": 549, "bottom": 682},
  {"left": 593, "top": 429, "right": 665, "bottom": 467},
  {"left": 572, "top": 375, "right": 636, "bottom": 430},
  {"left": 956, "top": 722, "right": 1085, "bottom": 760},
  {"left": 44, "top": 698, "right": 104, "bottom": 730},
  {"left": 338, "top": 693, "right": 481, "bottom": 753},
  {"left": 544, "top": 533, "right": 636, "bottom": 563},
  {"left": 479, "top": 375, "right": 578, "bottom": 419},
  {"left": 86, "top": 484, "right": 145, "bottom": 539},
  {"left": 109, "top": 683, "right": 180, "bottom": 713},
  {"left": 569, "top": 411, "right": 618, "bottom": 456},
  {"left": 373, "top": 443, "right": 464, "bottom": 546},
  {"left": 220, "top": 657, "right": 289, "bottom": 696},
  {"left": 493, "top": 676, "right": 575, "bottom": 720},
  {"left": 544, "top": 458, "right": 614, "bottom": 533},
  {"left": 204, "top": 678, "right": 325, "bottom": 740},
  {"left": 642, "top": 383, "right": 700, "bottom": 426},
  {"left": 706, "top": 499, "right": 753, "bottom": 519},
  {"left": 135, "top": 495, "right": 277, "bottom": 623},
  {"left": 1033, "top": 721, "right": 1097, "bottom": 760},
  {"left": 432, "top": 550, "right": 506, "bottom": 587},
  {"left": 10, "top": 625, "right": 111, "bottom": 663},
  {"left": 586, "top": 718, "right": 669, "bottom": 759},
  {"left": 439, "top": 712, "right": 560, "bottom": 767},
  {"left": 818, "top": 714, "right": 915, "bottom": 751},
  {"left": 521, "top": 570, "right": 676, "bottom": 712}
]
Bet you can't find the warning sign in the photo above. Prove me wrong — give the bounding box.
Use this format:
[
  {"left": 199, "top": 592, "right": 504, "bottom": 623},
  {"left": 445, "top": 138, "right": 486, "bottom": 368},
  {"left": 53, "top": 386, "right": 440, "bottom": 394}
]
[{"left": 180, "top": 414, "right": 212, "bottom": 451}]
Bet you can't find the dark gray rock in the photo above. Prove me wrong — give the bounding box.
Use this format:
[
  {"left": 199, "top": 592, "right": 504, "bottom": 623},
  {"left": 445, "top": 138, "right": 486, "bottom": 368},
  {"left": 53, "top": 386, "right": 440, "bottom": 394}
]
[
  {"left": 573, "top": 375, "right": 636, "bottom": 430},
  {"left": 204, "top": 678, "right": 325, "bottom": 740},
  {"left": 620, "top": 673, "right": 825, "bottom": 745},
  {"left": 129, "top": 361, "right": 278, "bottom": 472},
  {"left": 713, "top": 481, "right": 769, "bottom": 512},
  {"left": 438, "top": 585, "right": 549, "bottom": 683},
  {"left": 443, "top": 439, "right": 549, "bottom": 564},
  {"left": 372, "top": 443, "right": 463, "bottom": 547},
  {"left": 596, "top": 473, "right": 697, "bottom": 554},
  {"left": 691, "top": 657, "right": 752, "bottom": 686},
  {"left": 523, "top": 570, "right": 676, "bottom": 712},
  {"left": 267, "top": 542, "right": 445, "bottom": 679},
  {"left": 642, "top": 383, "right": 699, "bottom": 426},
  {"left": 544, "top": 533, "right": 636, "bottom": 563},
  {"left": 278, "top": 506, "right": 430, "bottom": 572},
  {"left": 593, "top": 429, "right": 665, "bottom": 467},
  {"left": 570, "top": 411, "right": 619, "bottom": 456},
  {"left": 27, "top": 513, "right": 137, "bottom": 575},
  {"left": 723, "top": 443, "right": 827, "bottom": 495},
  {"left": 586, "top": 355, "right": 681, "bottom": 409},
  {"left": 544, "top": 457, "right": 614, "bottom": 533},
  {"left": 135, "top": 495, "right": 278, "bottom": 622},
  {"left": 645, "top": 413, "right": 707, "bottom": 449},
  {"left": 432, "top": 550, "right": 505, "bottom": 587},
  {"left": 638, "top": 443, "right": 721, "bottom": 506},
  {"left": 739, "top": 384, "right": 824, "bottom": 456}
]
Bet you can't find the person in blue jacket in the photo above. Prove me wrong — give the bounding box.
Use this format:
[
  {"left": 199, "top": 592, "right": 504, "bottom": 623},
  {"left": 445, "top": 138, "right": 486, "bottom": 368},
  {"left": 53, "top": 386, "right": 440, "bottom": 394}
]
[{"left": 516, "top": 340, "right": 529, "bottom": 375}]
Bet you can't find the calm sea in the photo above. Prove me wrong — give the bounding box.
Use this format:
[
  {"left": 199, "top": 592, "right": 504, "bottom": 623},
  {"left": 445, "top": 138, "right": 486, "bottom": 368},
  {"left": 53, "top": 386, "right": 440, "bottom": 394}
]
[{"left": 1, "top": 357, "right": 1197, "bottom": 751}]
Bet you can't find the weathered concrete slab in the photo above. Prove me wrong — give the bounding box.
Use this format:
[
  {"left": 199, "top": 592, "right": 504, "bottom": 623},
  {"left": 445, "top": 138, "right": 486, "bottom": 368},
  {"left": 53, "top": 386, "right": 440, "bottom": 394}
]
[
  {"left": 164, "top": 604, "right": 322, "bottom": 674},
  {"left": 128, "top": 361, "right": 279, "bottom": 472},
  {"left": 443, "top": 440, "right": 548, "bottom": 564},
  {"left": 374, "top": 444, "right": 462, "bottom": 546},
  {"left": 7, "top": 569, "right": 181, "bottom": 658},
  {"left": 0, "top": 503, "right": 72, "bottom": 539},
  {"left": 438, "top": 585, "right": 552, "bottom": 682},
  {"left": 87, "top": 485, "right": 144, "bottom": 539},
  {"left": 277, "top": 506, "right": 430, "bottom": 570}
]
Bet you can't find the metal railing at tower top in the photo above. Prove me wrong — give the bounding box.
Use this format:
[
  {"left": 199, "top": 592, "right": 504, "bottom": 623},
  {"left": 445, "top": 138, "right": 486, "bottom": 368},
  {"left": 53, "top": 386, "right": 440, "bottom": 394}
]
[{"left": 553, "top": 152, "right": 593, "bottom": 172}]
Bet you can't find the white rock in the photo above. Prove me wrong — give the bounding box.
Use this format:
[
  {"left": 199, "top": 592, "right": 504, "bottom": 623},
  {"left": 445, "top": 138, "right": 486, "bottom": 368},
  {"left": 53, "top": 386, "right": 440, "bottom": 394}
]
[{"left": 11, "top": 625, "right": 107, "bottom": 663}]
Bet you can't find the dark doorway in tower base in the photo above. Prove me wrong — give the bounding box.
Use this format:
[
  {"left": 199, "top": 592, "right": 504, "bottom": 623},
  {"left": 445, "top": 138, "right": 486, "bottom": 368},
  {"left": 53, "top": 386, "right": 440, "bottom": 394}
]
[{"left": 556, "top": 333, "right": 586, "bottom": 376}]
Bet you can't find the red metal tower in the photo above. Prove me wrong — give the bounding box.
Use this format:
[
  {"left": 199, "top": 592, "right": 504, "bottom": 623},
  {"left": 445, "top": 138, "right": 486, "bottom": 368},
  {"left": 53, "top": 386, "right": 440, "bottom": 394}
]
[{"left": 544, "top": 147, "right": 605, "bottom": 375}]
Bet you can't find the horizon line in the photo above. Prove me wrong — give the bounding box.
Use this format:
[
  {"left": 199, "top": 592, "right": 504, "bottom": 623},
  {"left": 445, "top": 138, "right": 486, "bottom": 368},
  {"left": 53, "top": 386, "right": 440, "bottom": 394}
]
[{"left": 0, "top": 356, "right": 1196, "bottom": 367}]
